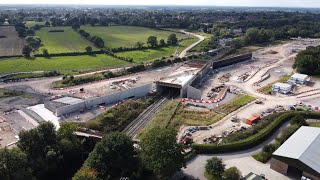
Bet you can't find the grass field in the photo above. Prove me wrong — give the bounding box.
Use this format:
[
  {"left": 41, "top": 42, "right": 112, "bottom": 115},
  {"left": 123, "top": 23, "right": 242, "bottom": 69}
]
[
  {"left": 0, "top": 26, "right": 25, "bottom": 56},
  {"left": 25, "top": 21, "right": 46, "bottom": 28},
  {"left": 0, "top": 55, "right": 130, "bottom": 73},
  {"left": 81, "top": 26, "right": 191, "bottom": 48},
  {"left": 115, "top": 38, "right": 198, "bottom": 63},
  {"left": 36, "top": 26, "right": 97, "bottom": 53},
  {"left": 115, "top": 46, "right": 176, "bottom": 62}
]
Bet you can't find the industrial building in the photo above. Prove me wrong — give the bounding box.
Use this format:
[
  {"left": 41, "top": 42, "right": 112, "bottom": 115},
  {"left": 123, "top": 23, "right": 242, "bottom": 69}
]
[
  {"left": 289, "top": 73, "right": 310, "bottom": 85},
  {"left": 272, "top": 83, "right": 293, "bottom": 94},
  {"left": 156, "top": 60, "right": 211, "bottom": 98},
  {"left": 270, "top": 126, "right": 320, "bottom": 180}
]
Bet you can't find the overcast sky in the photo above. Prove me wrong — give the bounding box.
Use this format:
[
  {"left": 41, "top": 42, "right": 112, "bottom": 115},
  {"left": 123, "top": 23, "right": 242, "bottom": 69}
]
[{"left": 0, "top": 0, "right": 320, "bottom": 8}]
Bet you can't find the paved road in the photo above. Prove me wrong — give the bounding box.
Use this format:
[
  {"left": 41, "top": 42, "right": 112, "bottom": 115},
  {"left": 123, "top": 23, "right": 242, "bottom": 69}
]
[{"left": 178, "top": 30, "right": 205, "bottom": 58}]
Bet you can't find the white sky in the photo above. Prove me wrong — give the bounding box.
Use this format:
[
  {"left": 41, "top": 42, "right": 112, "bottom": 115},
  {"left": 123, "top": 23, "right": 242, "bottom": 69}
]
[{"left": 0, "top": 0, "right": 319, "bottom": 8}]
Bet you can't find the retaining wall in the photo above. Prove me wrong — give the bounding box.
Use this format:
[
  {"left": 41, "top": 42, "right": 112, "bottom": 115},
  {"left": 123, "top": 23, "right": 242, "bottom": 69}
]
[
  {"left": 56, "top": 84, "right": 152, "bottom": 116},
  {"left": 212, "top": 53, "right": 253, "bottom": 69}
]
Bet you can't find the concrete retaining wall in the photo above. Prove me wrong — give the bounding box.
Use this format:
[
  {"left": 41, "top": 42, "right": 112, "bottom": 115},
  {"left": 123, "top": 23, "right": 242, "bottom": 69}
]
[
  {"left": 212, "top": 53, "right": 252, "bottom": 69},
  {"left": 187, "top": 85, "right": 202, "bottom": 100},
  {"left": 56, "top": 84, "right": 152, "bottom": 116}
]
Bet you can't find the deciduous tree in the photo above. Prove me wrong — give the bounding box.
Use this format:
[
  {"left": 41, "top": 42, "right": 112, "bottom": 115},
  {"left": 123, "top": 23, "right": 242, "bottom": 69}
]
[
  {"left": 140, "top": 127, "right": 185, "bottom": 179},
  {"left": 147, "top": 36, "right": 158, "bottom": 47},
  {"left": 205, "top": 157, "right": 225, "bottom": 179},
  {"left": 0, "top": 148, "right": 34, "bottom": 180},
  {"left": 167, "top": 34, "right": 178, "bottom": 45},
  {"left": 83, "top": 132, "right": 137, "bottom": 179}
]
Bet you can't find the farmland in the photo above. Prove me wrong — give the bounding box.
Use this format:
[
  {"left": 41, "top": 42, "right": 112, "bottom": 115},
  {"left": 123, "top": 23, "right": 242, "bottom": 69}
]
[
  {"left": 0, "top": 26, "right": 24, "bottom": 56},
  {"left": 115, "top": 46, "right": 176, "bottom": 62},
  {"left": 0, "top": 55, "right": 130, "bottom": 73},
  {"left": 25, "top": 21, "right": 46, "bottom": 28},
  {"left": 81, "top": 26, "right": 191, "bottom": 48},
  {"left": 36, "top": 26, "right": 97, "bottom": 54},
  {"left": 115, "top": 38, "right": 198, "bottom": 63}
]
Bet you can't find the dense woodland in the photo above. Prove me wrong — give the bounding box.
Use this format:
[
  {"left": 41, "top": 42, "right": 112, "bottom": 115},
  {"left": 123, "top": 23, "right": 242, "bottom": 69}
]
[{"left": 294, "top": 46, "right": 320, "bottom": 75}]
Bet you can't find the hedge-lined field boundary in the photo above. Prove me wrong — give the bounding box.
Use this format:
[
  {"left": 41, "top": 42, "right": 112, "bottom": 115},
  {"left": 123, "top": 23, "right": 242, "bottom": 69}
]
[{"left": 193, "top": 111, "right": 320, "bottom": 154}]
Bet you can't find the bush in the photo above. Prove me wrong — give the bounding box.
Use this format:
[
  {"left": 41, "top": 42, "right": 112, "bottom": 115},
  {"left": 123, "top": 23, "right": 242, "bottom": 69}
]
[
  {"left": 222, "top": 167, "right": 241, "bottom": 180},
  {"left": 252, "top": 151, "right": 272, "bottom": 163},
  {"left": 290, "top": 114, "right": 307, "bottom": 126},
  {"left": 48, "top": 30, "right": 64, "bottom": 32}
]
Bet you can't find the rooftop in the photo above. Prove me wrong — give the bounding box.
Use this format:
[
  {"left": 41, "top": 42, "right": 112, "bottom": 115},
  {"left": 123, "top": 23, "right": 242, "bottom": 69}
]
[
  {"left": 273, "top": 83, "right": 292, "bottom": 89},
  {"left": 157, "top": 60, "right": 209, "bottom": 87},
  {"left": 273, "top": 126, "right": 320, "bottom": 174},
  {"left": 291, "top": 73, "right": 309, "bottom": 80}
]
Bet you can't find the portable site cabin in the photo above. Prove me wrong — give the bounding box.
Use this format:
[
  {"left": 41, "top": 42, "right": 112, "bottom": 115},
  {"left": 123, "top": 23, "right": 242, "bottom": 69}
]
[
  {"left": 246, "top": 114, "right": 261, "bottom": 125},
  {"left": 289, "top": 73, "right": 310, "bottom": 85},
  {"left": 272, "top": 83, "right": 292, "bottom": 94}
]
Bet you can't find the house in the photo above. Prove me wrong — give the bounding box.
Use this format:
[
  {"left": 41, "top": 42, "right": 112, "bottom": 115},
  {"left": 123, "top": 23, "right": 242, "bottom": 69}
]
[
  {"left": 272, "top": 83, "right": 292, "bottom": 94},
  {"left": 289, "top": 73, "right": 310, "bottom": 85},
  {"left": 232, "top": 28, "right": 243, "bottom": 36},
  {"left": 270, "top": 126, "right": 320, "bottom": 180}
]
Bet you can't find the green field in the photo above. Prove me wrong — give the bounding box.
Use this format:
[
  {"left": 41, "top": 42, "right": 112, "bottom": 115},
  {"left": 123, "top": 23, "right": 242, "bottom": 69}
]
[
  {"left": 36, "top": 27, "right": 97, "bottom": 53},
  {"left": 25, "top": 21, "right": 46, "bottom": 28},
  {"left": 81, "top": 26, "right": 190, "bottom": 48},
  {"left": 0, "top": 55, "right": 130, "bottom": 73},
  {"left": 115, "top": 46, "right": 176, "bottom": 62},
  {"left": 115, "top": 38, "right": 198, "bottom": 63}
]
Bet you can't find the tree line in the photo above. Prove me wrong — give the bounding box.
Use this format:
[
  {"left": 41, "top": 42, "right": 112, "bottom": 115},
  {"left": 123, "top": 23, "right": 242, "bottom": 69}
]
[
  {"left": 0, "top": 122, "right": 185, "bottom": 180},
  {"left": 294, "top": 45, "right": 320, "bottom": 75}
]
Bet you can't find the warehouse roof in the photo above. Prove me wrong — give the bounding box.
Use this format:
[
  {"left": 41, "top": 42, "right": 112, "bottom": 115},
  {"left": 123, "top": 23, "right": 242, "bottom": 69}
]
[{"left": 273, "top": 126, "right": 320, "bottom": 174}]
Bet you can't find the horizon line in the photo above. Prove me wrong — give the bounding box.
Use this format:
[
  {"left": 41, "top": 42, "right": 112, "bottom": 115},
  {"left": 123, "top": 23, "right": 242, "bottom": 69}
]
[{"left": 0, "top": 4, "right": 320, "bottom": 9}]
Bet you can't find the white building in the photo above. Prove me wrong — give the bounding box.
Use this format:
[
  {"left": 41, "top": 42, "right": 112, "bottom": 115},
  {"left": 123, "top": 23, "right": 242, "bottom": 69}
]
[
  {"left": 289, "top": 73, "right": 310, "bottom": 85},
  {"left": 271, "top": 126, "right": 320, "bottom": 180},
  {"left": 272, "top": 83, "right": 292, "bottom": 94}
]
